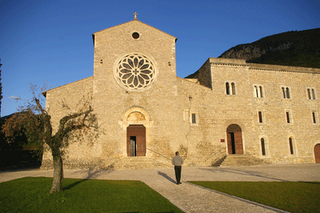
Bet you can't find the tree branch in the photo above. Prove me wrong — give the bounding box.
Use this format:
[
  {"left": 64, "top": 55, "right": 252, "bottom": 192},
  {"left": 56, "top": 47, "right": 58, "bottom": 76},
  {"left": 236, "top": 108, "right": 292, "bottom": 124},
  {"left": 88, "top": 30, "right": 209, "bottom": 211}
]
[
  {"left": 56, "top": 106, "right": 93, "bottom": 138},
  {"left": 35, "top": 98, "right": 47, "bottom": 114}
]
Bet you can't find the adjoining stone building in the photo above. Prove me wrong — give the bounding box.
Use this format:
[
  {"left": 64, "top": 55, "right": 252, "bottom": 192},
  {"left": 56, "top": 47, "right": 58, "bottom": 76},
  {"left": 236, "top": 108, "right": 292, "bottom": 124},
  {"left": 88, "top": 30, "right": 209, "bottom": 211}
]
[{"left": 42, "top": 17, "right": 320, "bottom": 169}]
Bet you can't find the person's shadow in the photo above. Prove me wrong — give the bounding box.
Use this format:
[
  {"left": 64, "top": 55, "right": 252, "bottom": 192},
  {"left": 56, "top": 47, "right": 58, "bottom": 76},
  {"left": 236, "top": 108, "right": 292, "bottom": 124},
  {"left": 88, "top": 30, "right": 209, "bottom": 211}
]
[{"left": 158, "top": 171, "right": 176, "bottom": 183}]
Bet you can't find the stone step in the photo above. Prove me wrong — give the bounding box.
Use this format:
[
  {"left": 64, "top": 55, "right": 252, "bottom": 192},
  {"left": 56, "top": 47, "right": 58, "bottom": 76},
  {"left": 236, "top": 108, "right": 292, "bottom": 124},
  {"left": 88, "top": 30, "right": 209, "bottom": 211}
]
[
  {"left": 220, "top": 154, "right": 270, "bottom": 167},
  {"left": 112, "top": 156, "right": 172, "bottom": 170}
]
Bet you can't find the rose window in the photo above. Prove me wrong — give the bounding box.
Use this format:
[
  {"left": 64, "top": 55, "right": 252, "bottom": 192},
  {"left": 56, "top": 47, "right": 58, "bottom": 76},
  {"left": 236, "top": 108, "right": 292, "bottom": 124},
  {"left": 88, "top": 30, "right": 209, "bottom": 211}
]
[{"left": 115, "top": 53, "right": 156, "bottom": 91}]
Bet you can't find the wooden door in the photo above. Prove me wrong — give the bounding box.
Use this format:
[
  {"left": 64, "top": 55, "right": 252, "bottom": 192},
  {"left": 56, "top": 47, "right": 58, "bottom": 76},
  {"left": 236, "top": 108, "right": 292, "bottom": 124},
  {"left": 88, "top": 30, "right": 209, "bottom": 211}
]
[
  {"left": 314, "top": 144, "right": 320, "bottom": 163},
  {"left": 127, "top": 125, "right": 146, "bottom": 156},
  {"left": 227, "top": 124, "right": 243, "bottom": 154},
  {"left": 227, "top": 132, "right": 235, "bottom": 154}
]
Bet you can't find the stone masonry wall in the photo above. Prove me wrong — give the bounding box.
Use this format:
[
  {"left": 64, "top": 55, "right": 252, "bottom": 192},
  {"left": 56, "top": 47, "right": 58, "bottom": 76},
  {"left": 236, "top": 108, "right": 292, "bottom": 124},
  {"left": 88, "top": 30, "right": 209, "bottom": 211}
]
[{"left": 42, "top": 20, "right": 320, "bottom": 170}]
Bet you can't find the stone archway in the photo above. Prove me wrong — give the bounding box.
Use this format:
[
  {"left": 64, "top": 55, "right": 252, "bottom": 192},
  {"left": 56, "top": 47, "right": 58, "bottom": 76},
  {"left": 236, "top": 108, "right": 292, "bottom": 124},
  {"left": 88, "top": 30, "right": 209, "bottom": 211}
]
[
  {"left": 124, "top": 110, "right": 148, "bottom": 157},
  {"left": 227, "top": 124, "right": 243, "bottom": 154},
  {"left": 314, "top": 144, "right": 320, "bottom": 163}
]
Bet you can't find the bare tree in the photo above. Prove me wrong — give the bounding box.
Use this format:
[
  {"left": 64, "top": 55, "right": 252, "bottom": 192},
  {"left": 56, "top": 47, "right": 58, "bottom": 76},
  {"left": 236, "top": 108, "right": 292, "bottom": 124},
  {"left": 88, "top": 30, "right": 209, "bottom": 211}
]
[{"left": 2, "top": 84, "right": 98, "bottom": 193}]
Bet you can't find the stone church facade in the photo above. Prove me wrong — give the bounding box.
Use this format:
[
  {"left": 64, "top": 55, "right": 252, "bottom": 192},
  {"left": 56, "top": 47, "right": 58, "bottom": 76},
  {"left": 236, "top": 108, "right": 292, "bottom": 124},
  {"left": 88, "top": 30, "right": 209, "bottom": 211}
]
[{"left": 42, "top": 17, "right": 320, "bottom": 169}]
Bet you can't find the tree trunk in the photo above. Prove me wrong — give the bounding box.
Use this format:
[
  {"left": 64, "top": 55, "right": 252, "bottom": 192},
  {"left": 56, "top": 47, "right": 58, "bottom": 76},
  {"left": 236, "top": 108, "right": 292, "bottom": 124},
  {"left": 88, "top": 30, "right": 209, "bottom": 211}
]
[{"left": 50, "top": 151, "right": 63, "bottom": 193}]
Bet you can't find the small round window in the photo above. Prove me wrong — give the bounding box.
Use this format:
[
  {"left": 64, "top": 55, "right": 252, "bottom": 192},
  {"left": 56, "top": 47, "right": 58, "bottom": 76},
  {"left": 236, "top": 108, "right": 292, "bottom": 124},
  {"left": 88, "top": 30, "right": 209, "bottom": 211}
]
[{"left": 132, "top": 32, "right": 140, "bottom": 39}]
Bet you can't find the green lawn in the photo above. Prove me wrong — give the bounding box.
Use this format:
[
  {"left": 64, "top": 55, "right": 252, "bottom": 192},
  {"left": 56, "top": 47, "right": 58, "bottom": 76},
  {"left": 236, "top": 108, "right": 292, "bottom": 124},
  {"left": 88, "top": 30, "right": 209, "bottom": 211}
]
[
  {"left": 189, "top": 181, "right": 320, "bottom": 213},
  {"left": 0, "top": 177, "right": 184, "bottom": 213}
]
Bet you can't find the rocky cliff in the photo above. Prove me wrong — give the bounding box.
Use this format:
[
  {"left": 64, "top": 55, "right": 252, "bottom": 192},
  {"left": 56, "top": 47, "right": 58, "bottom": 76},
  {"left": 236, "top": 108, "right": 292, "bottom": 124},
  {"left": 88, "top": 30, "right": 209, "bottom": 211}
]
[
  {"left": 218, "top": 28, "right": 320, "bottom": 69},
  {"left": 219, "top": 41, "right": 292, "bottom": 61}
]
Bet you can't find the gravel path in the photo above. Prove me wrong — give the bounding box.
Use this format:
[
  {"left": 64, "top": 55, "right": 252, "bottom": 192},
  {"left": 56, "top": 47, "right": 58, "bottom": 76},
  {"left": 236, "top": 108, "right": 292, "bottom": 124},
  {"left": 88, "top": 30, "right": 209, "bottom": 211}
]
[{"left": 1, "top": 164, "right": 319, "bottom": 212}]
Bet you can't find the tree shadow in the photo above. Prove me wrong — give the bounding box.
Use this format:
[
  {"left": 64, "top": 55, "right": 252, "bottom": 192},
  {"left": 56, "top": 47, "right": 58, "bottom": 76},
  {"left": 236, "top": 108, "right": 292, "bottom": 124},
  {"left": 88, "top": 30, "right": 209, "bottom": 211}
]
[
  {"left": 63, "top": 168, "right": 114, "bottom": 191},
  {"left": 158, "top": 171, "right": 176, "bottom": 184}
]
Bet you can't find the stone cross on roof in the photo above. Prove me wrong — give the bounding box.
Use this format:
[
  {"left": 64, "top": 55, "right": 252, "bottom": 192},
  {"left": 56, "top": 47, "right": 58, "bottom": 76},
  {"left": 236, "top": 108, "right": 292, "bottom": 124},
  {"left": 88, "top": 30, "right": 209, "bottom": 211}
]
[{"left": 133, "top": 12, "right": 138, "bottom": 20}]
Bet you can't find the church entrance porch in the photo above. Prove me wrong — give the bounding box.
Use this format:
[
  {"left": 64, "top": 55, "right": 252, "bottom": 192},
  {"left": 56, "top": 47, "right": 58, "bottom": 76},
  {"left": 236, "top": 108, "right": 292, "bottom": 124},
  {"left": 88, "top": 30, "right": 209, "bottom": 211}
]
[
  {"left": 127, "top": 125, "right": 146, "bottom": 157},
  {"left": 314, "top": 144, "right": 320, "bottom": 163},
  {"left": 227, "top": 124, "right": 243, "bottom": 154}
]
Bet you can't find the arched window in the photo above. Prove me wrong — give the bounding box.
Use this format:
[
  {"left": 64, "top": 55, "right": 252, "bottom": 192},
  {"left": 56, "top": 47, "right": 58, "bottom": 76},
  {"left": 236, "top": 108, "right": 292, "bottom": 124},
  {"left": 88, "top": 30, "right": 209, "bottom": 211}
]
[
  {"left": 226, "top": 82, "right": 230, "bottom": 95},
  {"left": 259, "top": 86, "right": 263, "bottom": 98},
  {"left": 231, "top": 82, "right": 236, "bottom": 95},
  {"left": 312, "top": 112, "right": 317, "bottom": 124},
  {"left": 312, "top": 89, "right": 316, "bottom": 100},
  {"left": 282, "top": 87, "right": 286, "bottom": 98},
  {"left": 258, "top": 111, "right": 263, "bottom": 123},
  {"left": 226, "top": 82, "right": 236, "bottom": 95},
  {"left": 282, "top": 86, "right": 291, "bottom": 99},
  {"left": 307, "top": 88, "right": 316, "bottom": 100},
  {"left": 286, "top": 111, "right": 290, "bottom": 123},
  {"left": 286, "top": 87, "right": 290, "bottom": 99},
  {"left": 254, "top": 85, "right": 264, "bottom": 98},
  {"left": 261, "top": 138, "right": 266, "bottom": 156},
  {"left": 289, "top": 137, "right": 294, "bottom": 155},
  {"left": 307, "top": 88, "right": 312, "bottom": 99},
  {"left": 254, "top": 86, "right": 258, "bottom": 97}
]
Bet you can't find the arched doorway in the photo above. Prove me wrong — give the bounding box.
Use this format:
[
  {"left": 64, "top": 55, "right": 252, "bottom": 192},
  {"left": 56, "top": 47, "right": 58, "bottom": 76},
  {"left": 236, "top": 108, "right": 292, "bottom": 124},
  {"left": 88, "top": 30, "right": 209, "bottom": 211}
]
[
  {"left": 127, "top": 125, "right": 146, "bottom": 156},
  {"left": 227, "top": 124, "right": 243, "bottom": 154},
  {"left": 124, "top": 110, "right": 148, "bottom": 157},
  {"left": 314, "top": 144, "right": 320, "bottom": 163}
]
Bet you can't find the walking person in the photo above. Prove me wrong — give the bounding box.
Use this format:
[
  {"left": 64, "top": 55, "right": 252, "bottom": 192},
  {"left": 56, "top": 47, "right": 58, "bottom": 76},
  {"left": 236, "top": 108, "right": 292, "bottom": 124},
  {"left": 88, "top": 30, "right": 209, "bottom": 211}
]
[{"left": 172, "top": 151, "right": 183, "bottom": 184}]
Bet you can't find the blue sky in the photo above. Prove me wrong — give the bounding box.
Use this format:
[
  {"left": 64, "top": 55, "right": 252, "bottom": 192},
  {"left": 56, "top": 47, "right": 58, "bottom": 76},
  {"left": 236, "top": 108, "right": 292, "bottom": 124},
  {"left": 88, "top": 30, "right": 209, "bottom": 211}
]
[{"left": 1, "top": 0, "right": 319, "bottom": 117}]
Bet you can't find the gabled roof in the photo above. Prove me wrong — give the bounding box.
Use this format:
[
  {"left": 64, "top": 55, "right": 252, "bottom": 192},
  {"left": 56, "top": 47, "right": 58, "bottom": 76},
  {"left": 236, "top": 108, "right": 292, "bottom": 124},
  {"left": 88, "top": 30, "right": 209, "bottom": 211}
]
[
  {"left": 92, "top": 19, "right": 177, "bottom": 45},
  {"left": 42, "top": 76, "right": 93, "bottom": 97}
]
